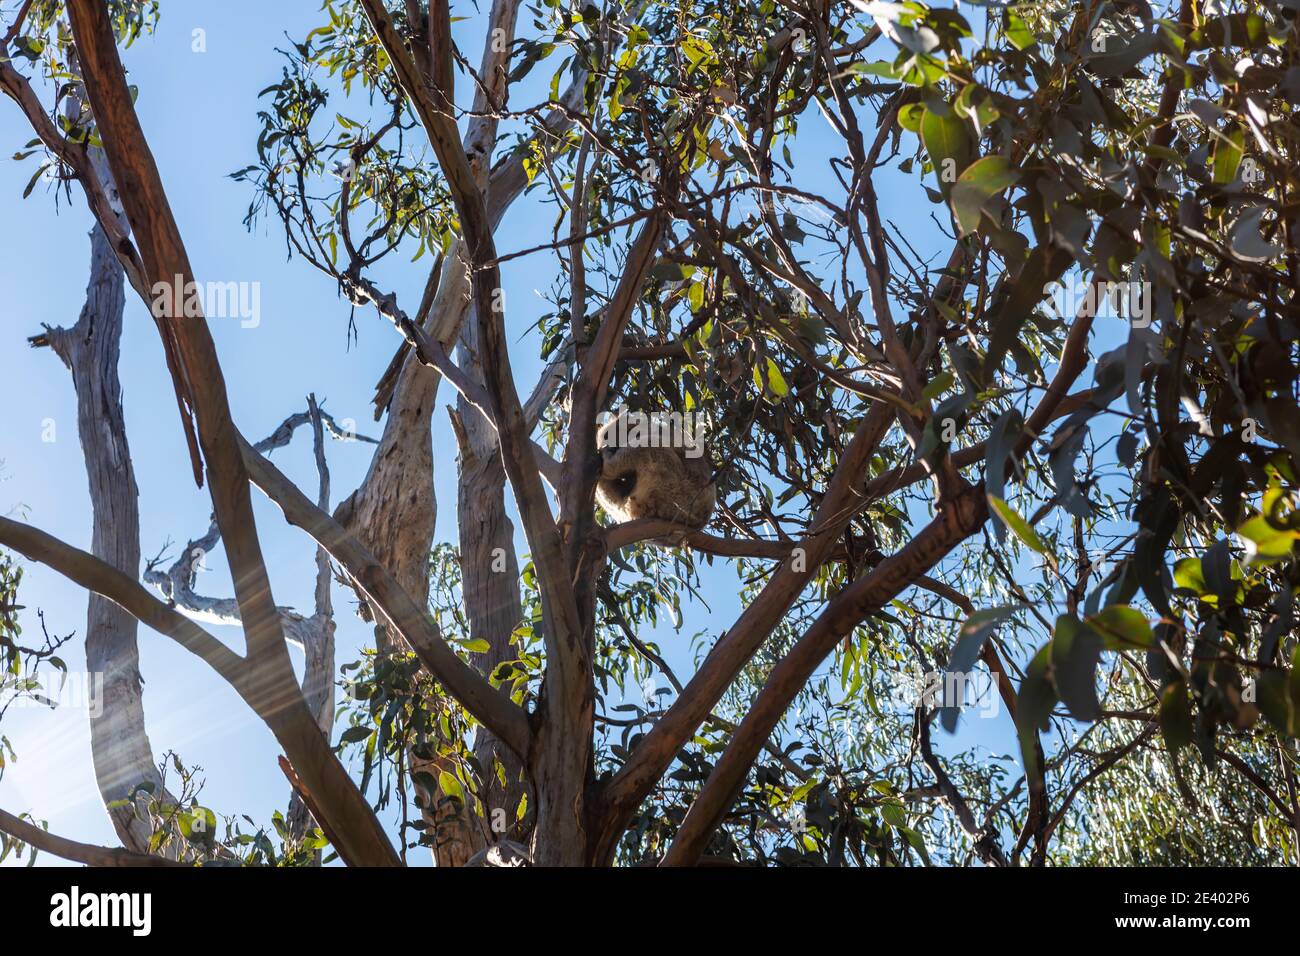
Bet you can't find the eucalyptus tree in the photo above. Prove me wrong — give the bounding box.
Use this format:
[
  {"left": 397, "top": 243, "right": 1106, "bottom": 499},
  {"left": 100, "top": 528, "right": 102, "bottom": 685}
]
[{"left": 1, "top": 0, "right": 1298, "bottom": 867}]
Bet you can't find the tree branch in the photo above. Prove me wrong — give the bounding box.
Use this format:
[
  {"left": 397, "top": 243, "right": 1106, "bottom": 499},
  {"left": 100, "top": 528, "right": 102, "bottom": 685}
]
[
  {"left": 238, "top": 435, "right": 532, "bottom": 760},
  {"left": 660, "top": 484, "right": 989, "bottom": 865},
  {"left": 0, "top": 516, "right": 247, "bottom": 686},
  {"left": 595, "top": 400, "right": 901, "bottom": 859},
  {"left": 0, "top": 808, "right": 183, "bottom": 868}
]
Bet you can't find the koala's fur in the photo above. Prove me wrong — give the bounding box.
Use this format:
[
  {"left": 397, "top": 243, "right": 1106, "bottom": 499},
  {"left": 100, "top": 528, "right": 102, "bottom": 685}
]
[
  {"left": 596, "top": 436, "right": 716, "bottom": 529},
  {"left": 597, "top": 444, "right": 716, "bottom": 527}
]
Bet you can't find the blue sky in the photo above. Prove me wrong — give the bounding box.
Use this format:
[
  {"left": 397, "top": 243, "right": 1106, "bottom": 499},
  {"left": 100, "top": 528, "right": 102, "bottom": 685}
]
[{"left": 0, "top": 1, "right": 1035, "bottom": 863}]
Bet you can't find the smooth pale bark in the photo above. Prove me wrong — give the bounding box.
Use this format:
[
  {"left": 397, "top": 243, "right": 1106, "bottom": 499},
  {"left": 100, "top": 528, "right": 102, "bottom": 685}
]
[
  {"left": 450, "top": 0, "right": 533, "bottom": 862},
  {"left": 23, "top": 64, "right": 177, "bottom": 854},
  {"left": 66, "top": 0, "right": 398, "bottom": 865},
  {"left": 30, "top": 224, "right": 169, "bottom": 854},
  {"left": 286, "top": 399, "right": 337, "bottom": 845},
  {"left": 142, "top": 409, "right": 354, "bottom": 708},
  {"left": 346, "top": 0, "right": 631, "bottom": 867},
  {"left": 342, "top": 0, "right": 541, "bottom": 865},
  {"left": 240, "top": 438, "right": 530, "bottom": 756},
  {"left": 361, "top": 0, "right": 689, "bottom": 864},
  {"left": 456, "top": 309, "right": 533, "bottom": 852}
]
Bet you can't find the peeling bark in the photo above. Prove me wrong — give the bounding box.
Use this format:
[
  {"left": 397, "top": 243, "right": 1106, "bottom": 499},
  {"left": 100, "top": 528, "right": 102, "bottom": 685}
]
[
  {"left": 29, "top": 224, "right": 168, "bottom": 854},
  {"left": 286, "top": 397, "right": 337, "bottom": 844},
  {"left": 456, "top": 308, "right": 533, "bottom": 850},
  {"left": 340, "top": 0, "right": 535, "bottom": 866},
  {"left": 67, "top": 0, "right": 398, "bottom": 864}
]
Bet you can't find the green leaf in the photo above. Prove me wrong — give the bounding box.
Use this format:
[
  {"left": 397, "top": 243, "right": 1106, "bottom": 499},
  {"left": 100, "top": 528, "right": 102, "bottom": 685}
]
[
  {"left": 941, "top": 605, "right": 1017, "bottom": 732},
  {"left": 900, "top": 826, "right": 931, "bottom": 864},
  {"left": 339, "top": 725, "right": 371, "bottom": 744},
  {"left": 1005, "top": 13, "right": 1036, "bottom": 51},
  {"left": 1212, "top": 126, "right": 1245, "bottom": 185},
  {"left": 1050, "top": 616, "right": 1102, "bottom": 721},
  {"left": 21, "top": 164, "right": 47, "bottom": 200},
  {"left": 920, "top": 108, "right": 971, "bottom": 197},
  {"left": 987, "top": 494, "right": 1047, "bottom": 556},
  {"left": 954, "top": 83, "right": 1000, "bottom": 136},
  {"left": 950, "top": 156, "right": 1020, "bottom": 236},
  {"left": 1173, "top": 556, "right": 1207, "bottom": 594},
  {"left": 880, "top": 800, "right": 907, "bottom": 827},
  {"left": 1015, "top": 644, "right": 1057, "bottom": 786},
  {"left": 1256, "top": 670, "right": 1295, "bottom": 736},
  {"left": 649, "top": 262, "right": 688, "bottom": 281},
  {"left": 1085, "top": 605, "right": 1154, "bottom": 650},
  {"left": 1201, "top": 538, "right": 1237, "bottom": 607},
  {"left": 1087, "top": 32, "right": 1157, "bottom": 78},
  {"left": 12, "top": 36, "right": 45, "bottom": 61},
  {"left": 1290, "top": 640, "right": 1300, "bottom": 730},
  {"left": 850, "top": 60, "right": 900, "bottom": 79},
  {"left": 764, "top": 358, "right": 789, "bottom": 397},
  {"left": 898, "top": 103, "right": 925, "bottom": 133},
  {"left": 179, "top": 806, "right": 217, "bottom": 845},
  {"left": 1237, "top": 514, "right": 1299, "bottom": 565},
  {"left": 1159, "top": 680, "right": 1193, "bottom": 753},
  {"left": 681, "top": 36, "right": 716, "bottom": 72},
  {"left": 921, "top": 371, "right": 953, "bottom": 401},
  {"left": 984, "top": 409, "right": 1023, "bottom": 505},
  {"left": 688, "top": 281, "right": 705, "bottom": 312},
  {"left": 437, "top": 770, "right": 464, "bottom": 804},
  {"left": 982, "top": 244, "right": 1072, "bottom": 380}
]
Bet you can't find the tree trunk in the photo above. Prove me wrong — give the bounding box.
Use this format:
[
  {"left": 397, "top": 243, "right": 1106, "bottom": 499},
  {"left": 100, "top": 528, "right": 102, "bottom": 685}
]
[
  {"left": 32, "top": 224, "right": 169, "bottom": 853},
  {"left": 333, "top": 350, "right": 450, "bottom": 859},
  {"left": 286, "top": 398, "right": 337, "bottom": 847},
  {"left": 455, "top": 309, "right": 532, "bottom": 848},
  {"left": 338, "top": 0, "right": 529, "bottom": 865}
]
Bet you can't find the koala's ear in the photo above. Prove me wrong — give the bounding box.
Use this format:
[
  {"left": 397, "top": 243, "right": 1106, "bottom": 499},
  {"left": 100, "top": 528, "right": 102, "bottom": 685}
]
[
  {"left": 595, "top": 415, "right": 616, "bottom": 450},
  {"left": 598, "top": 445, "right": 619, "bottom": 475}
]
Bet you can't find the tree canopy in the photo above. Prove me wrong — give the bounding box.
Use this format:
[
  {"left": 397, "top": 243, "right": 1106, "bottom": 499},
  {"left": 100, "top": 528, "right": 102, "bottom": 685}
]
[{"left": 1, "top": 0, "right": 1298, "bottom": 867}]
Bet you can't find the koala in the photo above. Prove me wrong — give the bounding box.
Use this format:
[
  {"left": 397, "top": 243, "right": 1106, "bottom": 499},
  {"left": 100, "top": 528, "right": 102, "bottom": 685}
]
[{"left": 595, "top": 412, "right": 716, "bottom": 529}]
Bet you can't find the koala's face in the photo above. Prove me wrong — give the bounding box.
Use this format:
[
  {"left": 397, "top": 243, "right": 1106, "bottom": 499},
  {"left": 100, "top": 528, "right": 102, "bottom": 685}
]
[
  {"left": 598, "top": 447, "right": 636, "bottom": 504},
  {"left": 608, "top": 471, "right": 637, "bottom": 504}
]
